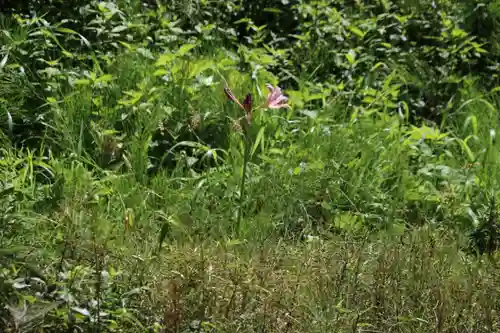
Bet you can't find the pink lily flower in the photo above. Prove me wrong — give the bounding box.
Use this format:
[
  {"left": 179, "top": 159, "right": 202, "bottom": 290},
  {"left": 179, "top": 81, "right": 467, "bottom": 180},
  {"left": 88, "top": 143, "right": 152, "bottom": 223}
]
[
  {"left": 242, "top": 93, "right": 252, "bottom": 125},
  {"left": 265, "top": 84, "right": 290, "bottom": 109}
]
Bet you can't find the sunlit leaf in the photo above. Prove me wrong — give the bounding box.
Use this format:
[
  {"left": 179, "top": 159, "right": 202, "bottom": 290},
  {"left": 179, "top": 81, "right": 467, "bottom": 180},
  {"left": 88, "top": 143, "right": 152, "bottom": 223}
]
[
  {"left": 153, "top": 69, "right": 169, "bottom": 76},
  {"left": 251, "top": 126, "right": 266, "bottom": 158},
  {"left": 156, "top": 53, "right": 175, "bottom": 66},
  {"left": 345, "top": 50, "right": 356, "bottom": 65},
  {"left": 74, "top": 79, "right": 91, "bottom": 85},
  {"left": 0, "top": 53, "right": 8, "bottom": 69},
  {"left": 111, "top": 25, "right": 128, "bottom": 33},
  {"left": 95, "top": 74, "right": 114, "bottom": 83},
  {"left": 177, "top": 43, "right": 198, "bottom": 56},
  {"left": 72, "top": 307, "right": 90, "bottom": 317},
  {"left": 55, "top": 27, "right": 91, "bottom": 47},
  {"left": 348, "top": 26, "right": 365, "bottom": 39}
]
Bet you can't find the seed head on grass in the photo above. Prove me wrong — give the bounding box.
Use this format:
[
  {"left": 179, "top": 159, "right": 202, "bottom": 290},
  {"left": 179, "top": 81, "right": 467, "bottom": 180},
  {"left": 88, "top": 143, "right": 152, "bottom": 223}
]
[
  {"left": 231, "top": 119, "right": 243, "bottom": 133},
  {"left": 190, "top": 113, "right": 201, "bottom": 130}
]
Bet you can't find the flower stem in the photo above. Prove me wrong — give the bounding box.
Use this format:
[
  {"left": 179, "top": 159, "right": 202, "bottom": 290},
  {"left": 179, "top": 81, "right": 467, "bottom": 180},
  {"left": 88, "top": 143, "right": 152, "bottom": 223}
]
[{"left": 236, "top": 131, "right": 251, "bottom": 237}]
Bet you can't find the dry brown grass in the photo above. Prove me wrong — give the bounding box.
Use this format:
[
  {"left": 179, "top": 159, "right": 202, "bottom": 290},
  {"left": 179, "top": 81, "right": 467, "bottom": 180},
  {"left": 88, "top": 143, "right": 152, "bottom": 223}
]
[{"left": 142, "top": 230, "right": 500, "bottom": 333}]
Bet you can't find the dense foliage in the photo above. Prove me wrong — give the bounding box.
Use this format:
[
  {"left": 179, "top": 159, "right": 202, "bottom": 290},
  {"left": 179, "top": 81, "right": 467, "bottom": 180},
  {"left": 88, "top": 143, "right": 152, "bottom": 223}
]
[{"left": 2, "top": 0, "right": 500, "bottom": 332}]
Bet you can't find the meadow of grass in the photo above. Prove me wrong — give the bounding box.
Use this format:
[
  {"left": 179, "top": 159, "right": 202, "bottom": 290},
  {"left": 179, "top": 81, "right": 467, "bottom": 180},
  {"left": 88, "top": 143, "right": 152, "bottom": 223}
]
[{"left": 2, "top": 0, "right": 500, "bottom": 332}]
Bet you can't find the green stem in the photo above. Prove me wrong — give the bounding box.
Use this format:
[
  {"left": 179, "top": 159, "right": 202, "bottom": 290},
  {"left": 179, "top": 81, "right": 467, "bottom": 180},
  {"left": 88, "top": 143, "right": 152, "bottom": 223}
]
[{"left": 236, "top": 131, "right": 251, "bottom": 237}]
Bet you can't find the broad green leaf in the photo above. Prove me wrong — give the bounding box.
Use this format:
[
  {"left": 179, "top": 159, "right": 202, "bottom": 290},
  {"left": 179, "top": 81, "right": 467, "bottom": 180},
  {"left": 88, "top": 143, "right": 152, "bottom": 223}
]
[
  {"left": 217, "top": 57, "right": 239, "bottom": 69},
  {"left": 55, "top": 27, "right": 78, "bottom": 34},
  {"left": 74, "top": 79, "right": 91, "bottom": 85},
  {"left": 300, "top": 110, "right": 318, "bottom": 119},
  {"left": 72, "top": 307, "right": 90, "bottom": 317},
  {"left": 363, "top": 96, "right": 376, "bottom": 104},
  {"left": 137, "top": 47, "right": 154, "bottom": 59},
  {"left": 177, "top": 43, "right": 197, "bottom": 56},
  {"left": 0, "top": 53, "right": 8, "bottom": 69},
  {"left": 118, "top": 91, "right": 143, "bottom": 105},
  {"left": 119, "top": 41, "right": 134, "bottom": 50},
  {"left": 348, "top": 26, "right": 365, "bottom": 39},
  {"left": 55, "top": 27, "right": 91, "bottom": 47},
  {"left": 251, "top": 126, "right": 266, "bottom": 157},
  {"left": 62, "top": 50, "right": 73, "bottom": 58},
  {"left": 156, "top": 53, "right": 175, "bottom": 66},
  {"left": 289, "top": 34, "right": 308, "bottom": 41},
  {"left": 345, "top": 50, "right": 356, "bottom": 65},
  {"left": 153, "top": 69, "right": 169, "bottom": 76},
  {"left": 189, "top": 58, "right": 214, "bottom": 78},
  {"left": 111, "top": 25, "right": 128, "bottom": 33},
  {"left": 95, "top": 74, "right": 114, "bottom": 83},
  {"left": 370, "top": 62, "right": 387, "bottom": 71},
  {"left": 451, "top": 28, "right": 467, "bottom": 38},
  {"left": 305, "top": 93, "right": 325, "bottom": 102},
  {"left": 286, "top": 90, "right": 304, "bottom": 108},
  {"left": 234, "top": 18, "right": 252, "bottom": 24},
  {"left": 409, "top": 125, "right": 446, "bottom": 141}
]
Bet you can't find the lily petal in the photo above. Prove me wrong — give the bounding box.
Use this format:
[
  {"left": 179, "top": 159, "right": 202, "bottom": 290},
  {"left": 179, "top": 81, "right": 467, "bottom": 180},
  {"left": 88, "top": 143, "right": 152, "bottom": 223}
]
[
  {"left": 243, "top": 93, "right": 252, "bottom": 125},
  {"left": 265, "top": 83, "right": 290, "bottom": 110}
]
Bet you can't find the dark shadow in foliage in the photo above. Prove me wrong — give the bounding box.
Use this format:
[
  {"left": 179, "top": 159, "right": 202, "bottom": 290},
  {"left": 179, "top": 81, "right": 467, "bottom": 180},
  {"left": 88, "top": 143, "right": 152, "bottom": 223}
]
[
  {"left": 469, "top": 197, "right": 500, "bottom": 256},
  {"left": 147, "top": 117, "right": 231, "bottom": 177},
  {"left": 461, "top": 0, "right": 500, "bottom": 86},
  {"left": 0, "top": 0, "right": 85, "bottom": 21},
  {"left": 32, "top": 171, "right": 65, "bottom": 214}
]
